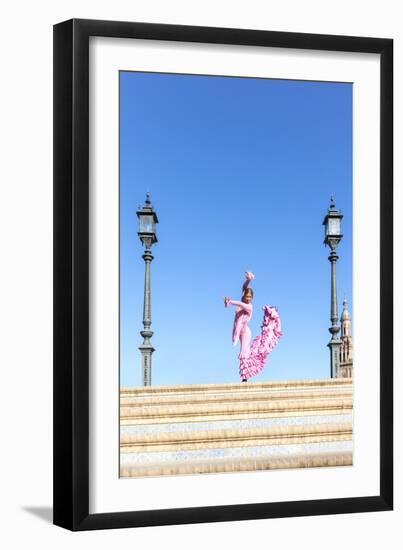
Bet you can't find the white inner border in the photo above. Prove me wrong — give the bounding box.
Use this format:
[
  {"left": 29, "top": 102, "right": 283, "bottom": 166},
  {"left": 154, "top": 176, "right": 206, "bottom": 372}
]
[{"left": 89, "top": 36, "right": 380, "bottom": 514}]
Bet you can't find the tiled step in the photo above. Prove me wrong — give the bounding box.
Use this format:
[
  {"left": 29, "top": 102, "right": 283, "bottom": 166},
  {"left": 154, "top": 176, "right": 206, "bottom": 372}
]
[
  {"left": 120, "top": 439, "right": 353, "bottom": 465},
  {"left": 121, "top": 413, "right": 352, "bottom": 435}
]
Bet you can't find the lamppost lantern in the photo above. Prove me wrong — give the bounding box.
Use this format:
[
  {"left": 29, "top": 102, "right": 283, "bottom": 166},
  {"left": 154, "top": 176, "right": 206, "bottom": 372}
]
[
  {"left": 137, "top": 192, "right": 158, "bottom": 248},
  {"left": 323, "top": 195, "right": 343, "bottom": 379},
  {"left": 136, "top": 192, "right": 158, "bottom": 387},
  {"left": 323, "top": 195, "right": 343, "bottom": 249}
]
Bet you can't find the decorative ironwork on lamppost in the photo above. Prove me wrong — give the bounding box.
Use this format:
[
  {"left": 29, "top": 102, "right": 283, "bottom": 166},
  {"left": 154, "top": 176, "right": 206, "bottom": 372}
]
[
  {"left": 323, "top": 195, "right": 343, "bottom": 378},
  {"left": 137, "top": 193, "right": 158, "bottom": 386}
]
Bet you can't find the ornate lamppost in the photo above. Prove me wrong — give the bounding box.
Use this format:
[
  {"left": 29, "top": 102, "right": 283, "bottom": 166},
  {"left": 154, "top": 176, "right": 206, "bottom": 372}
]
[
  {"left": 322, "top": 195, "right": 343, "bottom": 378},
  {"left": 137, "top": 193, "right": 158, "bottom": 386}
]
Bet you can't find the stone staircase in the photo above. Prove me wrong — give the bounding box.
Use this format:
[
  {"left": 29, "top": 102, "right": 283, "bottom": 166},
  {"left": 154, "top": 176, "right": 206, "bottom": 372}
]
[{"left": 120, "top": 378, "right": 353, "bottom": 477}]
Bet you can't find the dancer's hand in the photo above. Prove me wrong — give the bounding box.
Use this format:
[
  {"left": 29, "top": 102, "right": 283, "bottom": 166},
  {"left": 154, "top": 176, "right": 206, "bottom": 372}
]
[
  {"left": 245, "top": 271, "right": 255, "bottom": 281},
  {"left": 224, "top": 296, "right": 231, "bottom": 307}
]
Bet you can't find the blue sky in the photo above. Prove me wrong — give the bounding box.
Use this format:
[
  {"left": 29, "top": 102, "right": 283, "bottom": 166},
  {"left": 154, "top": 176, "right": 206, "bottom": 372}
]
[{"left": 120, "top": 71, "right": 352, "bottom": 387}]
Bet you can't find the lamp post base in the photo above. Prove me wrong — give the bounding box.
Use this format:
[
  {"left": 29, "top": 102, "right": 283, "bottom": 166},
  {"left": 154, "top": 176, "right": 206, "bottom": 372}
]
[
  {"left": 328, "top": 339, "right": 342, "bottom": 378},
  {"left": 139, "top": 345, "right": 154, "bottom": 386},
  {"left": 139, "top": 329, "right": 154, "bottom": 386}
]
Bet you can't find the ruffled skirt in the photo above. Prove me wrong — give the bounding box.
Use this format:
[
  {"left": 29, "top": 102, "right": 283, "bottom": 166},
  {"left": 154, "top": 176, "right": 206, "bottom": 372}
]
[{"left": 239, "top": 305, "right": 282, "bottom": 380}]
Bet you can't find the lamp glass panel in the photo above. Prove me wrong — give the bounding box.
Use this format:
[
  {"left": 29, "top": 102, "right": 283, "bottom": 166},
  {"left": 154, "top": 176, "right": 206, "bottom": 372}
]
[
  {"left": 139, "top": 214, "right": 154, "bottom": 234},
  {"left": 328, "top": 217, "right": 340, "bottom": 236}
]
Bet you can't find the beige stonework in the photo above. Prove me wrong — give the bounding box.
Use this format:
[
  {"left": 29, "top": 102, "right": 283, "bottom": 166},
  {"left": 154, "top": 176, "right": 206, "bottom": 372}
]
[
  {"left": 121, "top": 378, "right": 352, "bottom": 397},
  {"left": 120, "top": 378, "right": 353, "bottom": 477},
  {"left": 121, "top": 422, "right": 352, "bottom": 452},
  {"left": 121, "top": 389, "right": 352, "bottom": 408},
  {"left": 120, "top": 452, "right": 353, "bottom": 478},
  {"left": 121, "top": 397, "right": 352, "bottom": 424},
  {"left": 121, "top": 379, "right": 353, "bottom": 425}
]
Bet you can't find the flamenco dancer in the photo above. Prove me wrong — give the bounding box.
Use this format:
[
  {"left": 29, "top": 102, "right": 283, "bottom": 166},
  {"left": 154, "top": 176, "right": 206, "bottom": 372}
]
[{"left": 224, "top": 272, "right": 282, "bottom": 382}]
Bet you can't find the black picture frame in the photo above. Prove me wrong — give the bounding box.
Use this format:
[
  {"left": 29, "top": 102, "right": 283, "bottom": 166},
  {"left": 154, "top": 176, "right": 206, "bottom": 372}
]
[{"left": 53, "top": 18, "right": 393, "bottom": 531}]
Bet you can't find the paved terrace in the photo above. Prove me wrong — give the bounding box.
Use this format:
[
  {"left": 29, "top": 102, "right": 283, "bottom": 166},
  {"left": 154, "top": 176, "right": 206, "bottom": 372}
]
[{"left": 120, "top": 378, "right": 353, "bottom": 477}]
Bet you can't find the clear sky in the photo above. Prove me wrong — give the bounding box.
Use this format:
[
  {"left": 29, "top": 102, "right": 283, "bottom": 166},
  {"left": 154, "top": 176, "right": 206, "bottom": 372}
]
[{"left": 120, "top": 71, "right": 352, "bottom": 387}]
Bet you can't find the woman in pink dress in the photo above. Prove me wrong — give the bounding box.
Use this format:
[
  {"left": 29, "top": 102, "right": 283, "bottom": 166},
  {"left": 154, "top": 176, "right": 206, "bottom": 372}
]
[{"left": 224, "top": 272, "right": 282, "bottom": 382}]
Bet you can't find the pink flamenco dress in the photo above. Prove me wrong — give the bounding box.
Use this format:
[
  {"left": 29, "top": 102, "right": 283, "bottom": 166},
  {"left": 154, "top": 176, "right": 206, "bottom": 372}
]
[{"left": 226, "top": 276, "right": 282, "bottom": 380}]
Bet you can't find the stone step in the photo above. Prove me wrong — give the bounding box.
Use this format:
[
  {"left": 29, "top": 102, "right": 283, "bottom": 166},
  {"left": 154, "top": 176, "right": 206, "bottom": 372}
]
[
  {"left": 120, "top": 396, "right": 353, "bottom": 424},
  {"left": 121, "top": 378, "right": 352, "bottom": 398},
  {"left": 120, "top": 422, "right": 352, "bottom": 452},
  {"left": 119, "top": 379, "right": 353, "bottom": 477},
  {"left": 120, "top": 388, "right": 352, "bottom": 408},
  {"left": 120, "top": 450, "right": 353, "bottom": 477}
]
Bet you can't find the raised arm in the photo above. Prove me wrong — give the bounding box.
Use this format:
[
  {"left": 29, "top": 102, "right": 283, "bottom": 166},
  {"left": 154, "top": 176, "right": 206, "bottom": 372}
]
[
  {"left": 225, "top": 299, "right": 252, "bottom": 313},
  {"left": 242, "top": 271, "right": 255, "bottom": 293}
]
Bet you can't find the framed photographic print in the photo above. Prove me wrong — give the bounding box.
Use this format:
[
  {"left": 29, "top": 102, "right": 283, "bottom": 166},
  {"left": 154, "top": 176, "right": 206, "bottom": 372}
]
[{"left": 53, "top": 19, "right": 393, "bottom": 530}]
